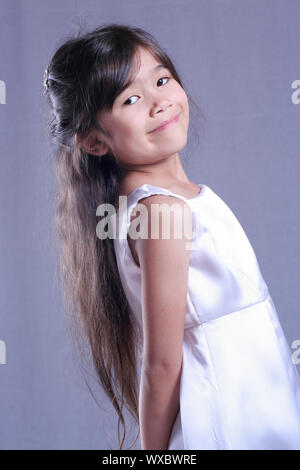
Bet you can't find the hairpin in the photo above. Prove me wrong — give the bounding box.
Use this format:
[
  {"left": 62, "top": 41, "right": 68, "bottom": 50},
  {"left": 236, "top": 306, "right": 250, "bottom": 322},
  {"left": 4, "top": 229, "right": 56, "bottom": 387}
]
[{"left": 43, "top": 66, "right": 50, "bottom": 93}]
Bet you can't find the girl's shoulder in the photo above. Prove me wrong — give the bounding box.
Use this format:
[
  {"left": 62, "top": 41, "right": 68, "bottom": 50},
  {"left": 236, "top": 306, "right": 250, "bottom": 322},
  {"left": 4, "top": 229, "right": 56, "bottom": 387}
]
[{"left": 116, "top": 178, "right": 204, "bottom": 205}]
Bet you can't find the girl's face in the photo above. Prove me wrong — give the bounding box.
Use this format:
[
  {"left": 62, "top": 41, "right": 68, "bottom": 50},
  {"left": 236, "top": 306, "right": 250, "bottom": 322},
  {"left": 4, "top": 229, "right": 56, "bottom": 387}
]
[{"left": 96, "top": 47, "right": 189, "bottom": 169}]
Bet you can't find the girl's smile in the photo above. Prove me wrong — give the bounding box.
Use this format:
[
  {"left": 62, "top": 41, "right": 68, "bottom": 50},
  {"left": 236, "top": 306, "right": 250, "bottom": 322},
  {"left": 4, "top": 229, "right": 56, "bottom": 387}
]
[{"left": 148, "top": 112, "right": 180, "bottom": 134}]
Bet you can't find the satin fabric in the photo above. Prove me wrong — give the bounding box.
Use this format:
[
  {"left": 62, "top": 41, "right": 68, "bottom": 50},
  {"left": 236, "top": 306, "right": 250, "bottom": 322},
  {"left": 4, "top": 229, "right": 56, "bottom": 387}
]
[{"left": 113, "top": 183, "right": 300, "bottom": 450}]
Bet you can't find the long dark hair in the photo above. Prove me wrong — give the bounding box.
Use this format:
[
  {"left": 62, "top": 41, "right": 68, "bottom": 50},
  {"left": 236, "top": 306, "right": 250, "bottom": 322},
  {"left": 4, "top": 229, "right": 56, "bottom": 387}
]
[{"left": 43, "top": 22, "right": 206, "bottom": 450}]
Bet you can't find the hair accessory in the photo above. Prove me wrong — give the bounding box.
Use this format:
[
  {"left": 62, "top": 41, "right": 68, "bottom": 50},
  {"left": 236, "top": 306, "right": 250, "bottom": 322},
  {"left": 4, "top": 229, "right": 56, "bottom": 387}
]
[{"left": 43, "top": 66, "right": 50, "bottom": 93}]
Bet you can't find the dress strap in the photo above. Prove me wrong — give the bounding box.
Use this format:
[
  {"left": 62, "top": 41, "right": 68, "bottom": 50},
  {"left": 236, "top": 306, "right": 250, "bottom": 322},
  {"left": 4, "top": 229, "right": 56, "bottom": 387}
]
[
  {"left": 115, "top": 183, "right": 204, "bottom": 260},
  {"left": 116, "top": 183, "right": 203, "bottom": 241},
  {"left": 126, "top": 183, "right": 191, "bottom": 222},
  {"left": 129, "top": 183, "right": 188, "bottom": 203}
]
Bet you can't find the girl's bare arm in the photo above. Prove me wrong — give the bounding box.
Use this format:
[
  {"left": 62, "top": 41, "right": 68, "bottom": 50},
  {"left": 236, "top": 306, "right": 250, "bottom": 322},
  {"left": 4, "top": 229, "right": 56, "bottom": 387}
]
[
  {"left": 131, "top": 195, "right": 193, "bottom": 450},
  {"left": 139, "top": 360, "right": 182, "bottom": 450}
]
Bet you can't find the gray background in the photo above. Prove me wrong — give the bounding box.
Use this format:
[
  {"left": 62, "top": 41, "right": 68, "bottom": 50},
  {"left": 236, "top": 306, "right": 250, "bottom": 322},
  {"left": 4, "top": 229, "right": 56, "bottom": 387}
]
[{"left": 0, "top": 0, "right": 299, "bottom": 450}]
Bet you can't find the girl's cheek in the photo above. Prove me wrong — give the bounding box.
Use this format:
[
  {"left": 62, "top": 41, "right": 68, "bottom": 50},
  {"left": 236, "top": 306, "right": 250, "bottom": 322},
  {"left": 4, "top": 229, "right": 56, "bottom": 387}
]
[{"left": 121, "top": 124, "right": 138, "bottom": 139}]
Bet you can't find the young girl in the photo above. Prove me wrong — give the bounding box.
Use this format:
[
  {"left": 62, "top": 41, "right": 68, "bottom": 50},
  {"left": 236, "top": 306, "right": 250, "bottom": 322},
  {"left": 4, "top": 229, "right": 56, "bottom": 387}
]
[{"left": 43, "top": 23, "right": 300, "bottom": 450}]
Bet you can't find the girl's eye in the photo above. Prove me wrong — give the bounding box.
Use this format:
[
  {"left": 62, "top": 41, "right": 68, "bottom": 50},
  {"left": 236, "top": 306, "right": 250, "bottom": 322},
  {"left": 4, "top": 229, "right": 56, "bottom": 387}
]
[{"left": 123, "top": 76, "right": 170, "bottom": 106}]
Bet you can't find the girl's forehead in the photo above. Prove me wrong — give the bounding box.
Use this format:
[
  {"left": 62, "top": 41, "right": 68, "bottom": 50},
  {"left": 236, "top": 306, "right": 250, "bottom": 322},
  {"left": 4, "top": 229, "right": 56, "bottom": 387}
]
[
  {"left": 136, "top": 47, "right": 160, "bottom": 66},
  {"left": 129, "top": 48, "right": 164, "bottom": 83}
]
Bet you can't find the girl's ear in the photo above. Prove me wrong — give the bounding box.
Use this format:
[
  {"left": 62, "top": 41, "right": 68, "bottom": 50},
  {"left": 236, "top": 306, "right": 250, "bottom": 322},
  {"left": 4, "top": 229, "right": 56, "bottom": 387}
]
[{"left": 75, "top": 128, "right": 111, "bottom": 156}]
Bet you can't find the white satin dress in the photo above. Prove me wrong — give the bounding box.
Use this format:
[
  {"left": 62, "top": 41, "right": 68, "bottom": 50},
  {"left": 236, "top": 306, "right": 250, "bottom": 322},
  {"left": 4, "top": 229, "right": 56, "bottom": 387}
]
[{"left": 113, "top": 183, "right": 300, "bottom": 450}]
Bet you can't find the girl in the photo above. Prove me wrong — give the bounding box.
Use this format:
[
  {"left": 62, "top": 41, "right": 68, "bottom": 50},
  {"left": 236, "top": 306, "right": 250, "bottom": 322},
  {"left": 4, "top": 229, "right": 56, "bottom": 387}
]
[{"left": 43, "top": 23, "right": 300, "bottom": 450}]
